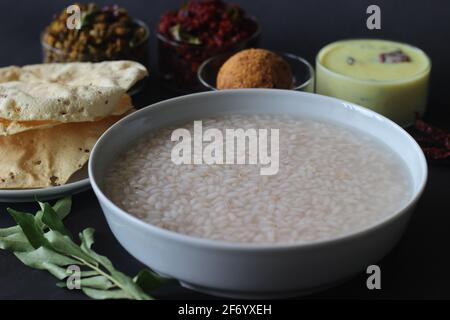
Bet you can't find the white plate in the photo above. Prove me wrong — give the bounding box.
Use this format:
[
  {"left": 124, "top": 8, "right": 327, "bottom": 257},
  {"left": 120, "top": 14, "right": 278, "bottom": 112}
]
[
  {"left": 0, "top": 86, "right": 145, "bottom": 204},
  {"left": 0, "top": 165, "right": 90, "bottom": 203}
]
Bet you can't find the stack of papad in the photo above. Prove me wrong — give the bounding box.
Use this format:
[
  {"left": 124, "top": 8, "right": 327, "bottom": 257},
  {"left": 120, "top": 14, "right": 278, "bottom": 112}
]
[{"left": 0, "top": 60, "right": 148, "bottom": 189}]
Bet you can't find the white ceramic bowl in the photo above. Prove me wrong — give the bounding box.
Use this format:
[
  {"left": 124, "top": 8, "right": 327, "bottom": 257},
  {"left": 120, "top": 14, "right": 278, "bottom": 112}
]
[{"left": 89, "top": 90, "right": 427, "bottom": 299}]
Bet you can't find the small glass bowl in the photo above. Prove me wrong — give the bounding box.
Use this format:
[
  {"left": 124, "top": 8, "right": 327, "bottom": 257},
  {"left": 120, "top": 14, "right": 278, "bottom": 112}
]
[
  {"left": 41, "top": 19, "right": 150, "bottom": 68},
  {"left": 156, "top": 17, "right": 260, "bottom": 93},
  {"left": 315, "top": 39, "right": 431, "bottom": 126},
  {"left": 198, "top": 51, "right": 315, "bottom": 92}
]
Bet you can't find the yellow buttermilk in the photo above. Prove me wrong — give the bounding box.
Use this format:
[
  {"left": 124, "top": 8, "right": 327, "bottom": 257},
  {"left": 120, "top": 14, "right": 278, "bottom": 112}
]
[{"left": 316, "top": 39, "right": 431, "bottom": 126}]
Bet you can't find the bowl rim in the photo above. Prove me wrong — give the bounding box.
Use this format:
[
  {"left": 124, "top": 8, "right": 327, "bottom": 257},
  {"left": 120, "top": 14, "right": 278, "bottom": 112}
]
[
  {"left": 197, "top": 51, "right": 315, "bottom": 91},
  {"left": 89, "top": 89, "right": 428, "bottom": 252},
  {"left": 316, "top": 38, "right": 432, "bottom": 85}
]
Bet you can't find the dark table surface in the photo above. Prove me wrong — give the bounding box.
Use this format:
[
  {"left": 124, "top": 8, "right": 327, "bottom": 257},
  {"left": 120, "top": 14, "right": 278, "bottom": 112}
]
[{"left": 1, "top": 0, "right": 449, "bottom": 300}]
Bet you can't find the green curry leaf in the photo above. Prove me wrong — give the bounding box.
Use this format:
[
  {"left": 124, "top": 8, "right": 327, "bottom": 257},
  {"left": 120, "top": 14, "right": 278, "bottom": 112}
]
[
  {"left": 7, "top": 208, "right": 51, "bottom": 249},
  {"left": 0, "top": 197, "right": 164, "bottom": 300}
]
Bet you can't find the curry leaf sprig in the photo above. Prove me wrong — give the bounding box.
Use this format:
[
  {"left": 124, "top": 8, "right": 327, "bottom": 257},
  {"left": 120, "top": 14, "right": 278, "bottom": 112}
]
[{"left": 0, "top": 197, "right": 166, "bottom": 300}]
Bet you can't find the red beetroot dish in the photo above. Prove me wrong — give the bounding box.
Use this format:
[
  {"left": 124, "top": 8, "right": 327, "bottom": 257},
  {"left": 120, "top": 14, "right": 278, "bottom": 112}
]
[{"left": 157, "top": 0, "right": 259, "bottom": 91}]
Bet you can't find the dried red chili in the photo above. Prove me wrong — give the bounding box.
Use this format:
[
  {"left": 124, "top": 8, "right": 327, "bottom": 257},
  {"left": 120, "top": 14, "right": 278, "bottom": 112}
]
[
  {"left": 413, "top": 116, "right": 450, "bottom": 161},
  {"left": 421, "top": 147, "right": 450, "bottom": 160},
  {"left": 416, "top": 119, "right": 450, "bottom": 150}
]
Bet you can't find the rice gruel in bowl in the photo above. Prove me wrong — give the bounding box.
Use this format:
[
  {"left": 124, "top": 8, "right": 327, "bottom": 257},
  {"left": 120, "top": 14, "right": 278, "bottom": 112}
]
[{"left": 105, "top": 114, "right": 412, "bottom": 244}]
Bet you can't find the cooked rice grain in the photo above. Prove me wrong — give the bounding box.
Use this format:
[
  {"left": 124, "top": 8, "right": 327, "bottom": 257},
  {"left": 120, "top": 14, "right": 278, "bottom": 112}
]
[{"left": 105, "top": 114, "right": 412, "bottom": 244}]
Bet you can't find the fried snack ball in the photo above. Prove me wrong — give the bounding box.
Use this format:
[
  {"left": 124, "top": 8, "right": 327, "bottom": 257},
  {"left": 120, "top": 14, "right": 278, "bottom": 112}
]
[{"left": 217, "top": 49, "right": 293, "bottom": 89}]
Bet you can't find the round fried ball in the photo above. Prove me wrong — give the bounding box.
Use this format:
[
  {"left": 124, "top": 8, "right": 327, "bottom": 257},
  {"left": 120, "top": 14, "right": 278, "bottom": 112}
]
[{"left": 217, "top": 49, "right": 293, "bottom": 89}]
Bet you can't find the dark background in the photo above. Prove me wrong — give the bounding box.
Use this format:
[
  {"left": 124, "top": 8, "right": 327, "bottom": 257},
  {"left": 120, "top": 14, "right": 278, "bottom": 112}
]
[{"left": 0, "top": 0, "right": 449, "bottom": 299}]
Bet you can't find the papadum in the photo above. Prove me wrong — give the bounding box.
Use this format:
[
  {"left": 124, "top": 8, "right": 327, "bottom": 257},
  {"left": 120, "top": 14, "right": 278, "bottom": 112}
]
[{"left": 0, "top": 114, "right": 129, "bottom": 189}]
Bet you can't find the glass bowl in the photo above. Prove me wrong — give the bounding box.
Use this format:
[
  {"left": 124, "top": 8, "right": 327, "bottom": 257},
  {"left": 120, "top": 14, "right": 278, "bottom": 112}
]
[
  {"left": 198, "top": 51, "right": 315, "bottom": 92},
  {"left": 156, "top": 17, "right": 260, "bottom": 93},
  {"left": 41, "top": 19, "right": 150, "bottom": 68},
  {"left": 315, "top": 39, "right": 431, "bottom": 127}
]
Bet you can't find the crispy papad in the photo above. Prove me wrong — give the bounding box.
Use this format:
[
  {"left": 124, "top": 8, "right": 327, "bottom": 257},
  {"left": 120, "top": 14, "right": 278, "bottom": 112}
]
[
  {"left": 0, "top": 94, "right": 133, "bottom": 136},
  {"left": 0, "top": 114, "right": 127, "bottom": 189},
  {"left": 0, "top": 60, "right": 147, "bottom": 122},
  {"left": 0, "top": 61, "right": 147, "bottom": 92},
  {"left": 0, "top": 81, "right": 125, "bottom": 122}
]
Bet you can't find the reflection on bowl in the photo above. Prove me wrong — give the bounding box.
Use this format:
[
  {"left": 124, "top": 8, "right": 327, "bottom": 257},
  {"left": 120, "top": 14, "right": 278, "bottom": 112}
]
[
  {"left": 89, "top": 90, "right": 426, "bottom": 298},
  {"left": 198, "top": 52, "right": 315, "bottom": 92}
]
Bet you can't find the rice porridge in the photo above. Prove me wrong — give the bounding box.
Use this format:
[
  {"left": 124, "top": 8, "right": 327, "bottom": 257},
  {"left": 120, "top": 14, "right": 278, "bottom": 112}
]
[{"left": 105, "top": 114, "right": 412, "bottom": 244}]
